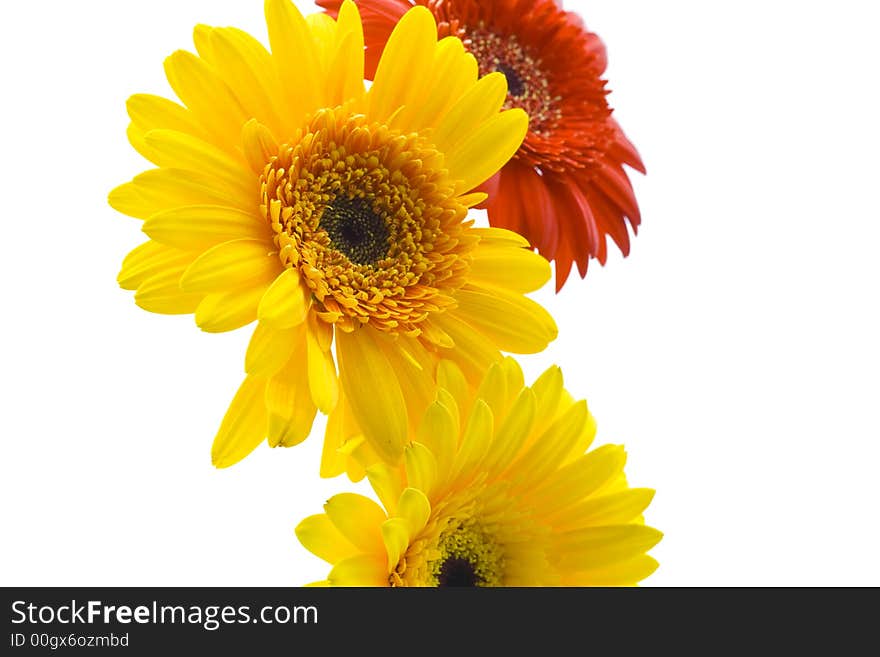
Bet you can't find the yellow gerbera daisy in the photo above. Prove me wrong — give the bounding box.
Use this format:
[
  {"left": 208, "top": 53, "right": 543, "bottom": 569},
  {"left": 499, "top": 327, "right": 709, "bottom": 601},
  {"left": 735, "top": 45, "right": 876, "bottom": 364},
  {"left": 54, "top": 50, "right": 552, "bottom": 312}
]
[
  {"left": 109, "top": 1, "right": 557, "bottom": 471},
  {"left": 296, "top": 358, "right": 661, "bottom": 586}
]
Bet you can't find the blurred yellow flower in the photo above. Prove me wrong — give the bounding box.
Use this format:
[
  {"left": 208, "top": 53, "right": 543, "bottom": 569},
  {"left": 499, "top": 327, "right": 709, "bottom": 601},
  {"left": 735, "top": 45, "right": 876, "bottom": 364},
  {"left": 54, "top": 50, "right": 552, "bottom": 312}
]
[{"left": 297, "top": 358, "right": 661, "bottom": 586}]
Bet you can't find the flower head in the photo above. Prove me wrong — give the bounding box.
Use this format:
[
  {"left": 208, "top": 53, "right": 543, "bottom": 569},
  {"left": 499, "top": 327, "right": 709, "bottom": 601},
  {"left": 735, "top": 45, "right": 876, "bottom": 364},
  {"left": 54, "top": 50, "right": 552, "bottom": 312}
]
[
  {"left": 318, "top": 0, "right": 646, "bottom": 289},
  {"left": 110, "top": 1, "right": 557, "bottom": 472},
  {"left": 296, "top": 358, "right": 661, "bottom": 586}
]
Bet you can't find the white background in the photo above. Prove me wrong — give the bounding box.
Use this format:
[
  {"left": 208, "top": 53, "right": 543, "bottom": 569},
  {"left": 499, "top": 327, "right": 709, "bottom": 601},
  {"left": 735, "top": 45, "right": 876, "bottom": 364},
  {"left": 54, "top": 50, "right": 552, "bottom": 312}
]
[{"left": 1, "top": 0, "right": 878, "bottom": 586}]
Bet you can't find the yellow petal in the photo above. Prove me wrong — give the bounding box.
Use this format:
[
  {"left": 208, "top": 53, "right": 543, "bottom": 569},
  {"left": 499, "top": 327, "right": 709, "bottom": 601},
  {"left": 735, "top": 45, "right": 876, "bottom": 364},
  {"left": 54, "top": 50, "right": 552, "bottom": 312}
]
[
  {"left": 454, "top": 287, "right": 557, "bottom": 354},
  {"left": 195, "top": 283, "right": 268, "bottom": 333},
  {"left": 446, "top": 108, "right": 529, "bottom": 193},
  {"left": 327, "top": 554, "right": 388, "bottom": 587},
  {"left": 108, "top": 183, "right": 153, "bottom": 220},
  {"left": 295, "top": 514, "right": 361, "bottom": 565},
  {"left": 419, "top": 319, "right": 454, "bottom": 349},
  {"left": 264, "top": 0, "right": 321, "bottom": 135},
  {"left": 212, "top": 375, "right": 268, "bottom": 468},
  {"left": 110, "top": 168, "right": 254, "bottom": 220},
  {"left": 470, "top": 226, "right": 531, "bottom": 248},
  {"left": 530, "top": 365, "right": 564, "bottom": 439},
  {"left": 206, "top": 28, "right": 284, "bottom": 138},
  {"left": 118, "top": 241, "right": 195, "bottom": 291},
  {"left": 366, "top": 463, "right": 404, "bottom": 517},
  {"left": 372, "top": 333, "right": 435, "bottom": 436},
  {"left": 556, "top": 489, "right": 656, "bottom": 531},
  {"left": 241, "top": 119, "right": 280, "bottom": 176},
  {"left": 435, "top": 388, "right": 461, "bottom": 433},
  {"left": 327, "top": 0, "right": 364, "bottom": 104},
  {"left": 432, "top": 72, "right": 508, "bottom": 154},
  {"left": 474, "top": 361, "right": 509, "bottom": 420},
  {"left": 385, "top": 35, "right": 477, "bottom": 133},
  {"left": 324, "top": 493, "right": 387, "bottom": 554},
  {"left": 457, "top": 191, "right": 488, "bottom": 208},
  {"left": 403, "top": 36, "right": 477, "bottom": 131},
  {"left": 257, "top": 267, "right": 310, "bottom": 329},
  {"left": 568, "top": 406, "right": 598, "bottom": 464},
  {"left": 508, "top": 401, "right": 589, "bottom": 490},
  {"left": 126, "top": 122, "right": 156, "bottom": 164},
  {"left": 381, "top": 518, "right": 410, "bottom": 572},
  {"left": 415, "top": 400, "right": 458, "bottom": 483},
  {"left": 308, "top": 310, "right": 334, "bottom": 351},
  {"left": 449, "top": 399, "right": 493, "bottom": 482},
  {"left": 245, "top": 322, "right": 302, "bottom": 377},
  {"left": 396, "top": 487, "right": 431, "bottom": 538},
  {"left": 335, "top": 327, "right": 408, "bottom": 465},
  {"left": 320, "top": 440, "right": 347, "bottom": 480},
  {"left": 126, "top": 93, "right": 206, "bottom": 140},
  {"left": 556, "top": 525, "right": 664, "bottom": 570},
  {"left": 142, "top": 129, "right": 255, "bottom": 198},
  {"left": 404, "top": 442, "right": 437, "bottom": 493},
  {"left": 134, "top": 267, "right": 203, "bottom": 315},
  {"left": 344, "top": 436, "right": 380, "bottom": 479},
  {"left": 321, "top": 387, "right": 361, "bottom": 478},
  {"left": 306, "top": 13, "right": 337, "bottom": 74},
  {"left": 191, "top": 24, "right": 215, "bottom": 62},
  {"left": 470, "top": 244, "right": 551, "bottom": 293},
  {"left": 435, "top": 360, "right": 470, "bottom": 418},
  {"left": 143, "top": 205, "right": 266, "bottom": 250},
  {"left": 501, "top": 356, "right": 525, "bottom": 394},
  {"left": 163, "top": 50, "right": 248, "bottom": 153},
  {"left": 264, "top": 340, "right": 317, "bottom": 447},
  {"left": 568, "top": 555, "right": 660, "bottom": 586},
  {"left": 429, "top": 314, "right": 502, "bottom": 382},
  {"left": 137, "top": 166, "right": 250, "bottom": 211},
  {"left": 368, "top": 6, "right": 436, "bottom": 122},
  {"left": 534, "top": 445, "right": 628, "bottom": 512},
  {"left": 180, "top": 238, "right": 279, "bottom": 293},
  {"left": 306, "top": 323, "right": 339, "bottom": 413},
  {"left": 482, "top": 388, "right": 536, "bottom": 475}
]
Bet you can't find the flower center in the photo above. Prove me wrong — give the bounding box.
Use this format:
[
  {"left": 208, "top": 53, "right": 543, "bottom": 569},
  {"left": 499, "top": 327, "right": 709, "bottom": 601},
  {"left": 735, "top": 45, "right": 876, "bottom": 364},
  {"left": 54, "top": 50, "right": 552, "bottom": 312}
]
[
  {"left": 465, "top": 26, "right": 560, "bottom": 135},
  {"left": 259, "top": 107, "right": 473, "bottom": 336},
  {"left": 429, "top": 519, "right": 503, "bottom": 587},
  {"left": 494, "top": 63, "right": 525, "bottom": 97},
  {"left": 320, "top": 196, "right": 390, "bottom": 266},
  {"left": 437, "top": 557, "right": 479, "bottom": 587}
]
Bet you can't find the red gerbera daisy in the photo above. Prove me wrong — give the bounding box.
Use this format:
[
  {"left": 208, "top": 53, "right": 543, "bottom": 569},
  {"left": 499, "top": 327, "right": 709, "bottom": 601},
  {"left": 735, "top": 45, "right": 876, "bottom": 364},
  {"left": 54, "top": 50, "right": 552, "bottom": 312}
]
[{"left": 318, "top": 0, "right": 645, "bottom": 289}]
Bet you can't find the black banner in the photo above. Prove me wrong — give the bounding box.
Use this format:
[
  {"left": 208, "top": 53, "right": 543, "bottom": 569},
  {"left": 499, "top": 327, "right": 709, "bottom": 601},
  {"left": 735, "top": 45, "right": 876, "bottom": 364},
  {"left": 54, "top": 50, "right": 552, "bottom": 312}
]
[{"left": 1, "top": 587, "right": 873, "bottom": 652}]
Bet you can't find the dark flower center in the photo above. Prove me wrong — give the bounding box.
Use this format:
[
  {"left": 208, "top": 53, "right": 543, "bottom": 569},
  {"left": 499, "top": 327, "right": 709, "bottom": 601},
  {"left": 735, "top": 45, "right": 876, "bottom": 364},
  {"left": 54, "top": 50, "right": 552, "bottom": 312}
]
[
  {"left": 465, "top": 26, "right": 560, "bottom": 135},
  {"left": 495, "top": 63, "right": 525, "bottom": 97},
  {"left": 320, "top": 196, "right": 390, "bottom": 265},
  {"left": 437, "top": 557, "right": 480, "bottom": 587}
]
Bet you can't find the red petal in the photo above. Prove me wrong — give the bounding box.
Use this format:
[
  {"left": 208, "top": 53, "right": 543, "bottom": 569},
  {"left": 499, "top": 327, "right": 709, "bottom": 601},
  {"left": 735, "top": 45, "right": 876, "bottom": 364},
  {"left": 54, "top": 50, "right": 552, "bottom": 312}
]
[
  {"left": 475, "top": 171, "right": 502, "bottom": 208},
  {"left": 486, "top": 164, "right": 526, "bottom": 238},
  {"left": 609, "top": 119, "right": 646, "bottom": 174},
  {"left": 554, "top": 245, "right": 574, "bottom": 292},
  {"left": 520, "top": 169, "right": 558, "bottom": 256},
  {"left": 594, "top": 159, "right": 641, "bottom": 226},
  {"left": 546, "top": 173, "right": 596, "bottom": 282},
  {"left": 584, "top": 181, "right": 631, "bottom": 258}
]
